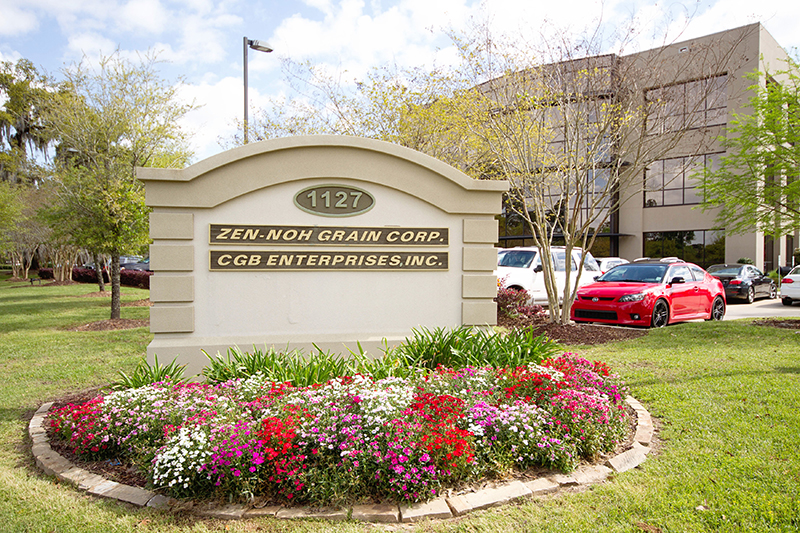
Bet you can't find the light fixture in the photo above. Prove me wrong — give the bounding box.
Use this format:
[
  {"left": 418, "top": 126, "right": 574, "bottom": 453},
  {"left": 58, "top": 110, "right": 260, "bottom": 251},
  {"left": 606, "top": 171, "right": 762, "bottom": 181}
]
[{"left": 243, "top": 36, "right": 274, "bottom": 144}]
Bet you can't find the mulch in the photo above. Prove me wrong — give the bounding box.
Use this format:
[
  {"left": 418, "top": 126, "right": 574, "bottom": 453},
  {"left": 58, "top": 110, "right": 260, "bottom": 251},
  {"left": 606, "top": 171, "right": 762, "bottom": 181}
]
[
  {"left": 74, "top": 319, "right": 149, "bottom": 332},
  {"left": 752, "top": 318, "right": 800, "bottom": 329},
  {"left": 498, "top": 314, "right": 649, "bottom": 345}
]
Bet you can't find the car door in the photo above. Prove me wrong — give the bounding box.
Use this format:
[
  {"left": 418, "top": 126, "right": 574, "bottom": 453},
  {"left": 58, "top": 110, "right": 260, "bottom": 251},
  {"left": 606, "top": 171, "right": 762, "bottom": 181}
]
[
  {"left": 667, "top": 265, "right": 696, "bottom": 318},
  {"left": 690, "top": 265, "right": 713, "bottom": 313},
  {"left": 749, "top": 266, "right": 768, "bottom": 297}
]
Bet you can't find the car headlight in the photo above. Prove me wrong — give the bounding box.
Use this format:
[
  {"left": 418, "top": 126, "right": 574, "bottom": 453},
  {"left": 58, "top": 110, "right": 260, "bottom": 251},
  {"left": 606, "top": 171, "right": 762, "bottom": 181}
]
[{"left": 618, "top": 292, "right": 646, "bottom": 302}]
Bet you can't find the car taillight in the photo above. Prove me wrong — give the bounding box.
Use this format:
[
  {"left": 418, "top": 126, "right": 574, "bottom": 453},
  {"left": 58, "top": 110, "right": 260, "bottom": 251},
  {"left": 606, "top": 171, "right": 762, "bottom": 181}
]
[
  {"left": 729, "top": 279, "right": 741, "bottom": 285},
  {"left": 783, "top": 278, "right": 794, "bottom": 284}
]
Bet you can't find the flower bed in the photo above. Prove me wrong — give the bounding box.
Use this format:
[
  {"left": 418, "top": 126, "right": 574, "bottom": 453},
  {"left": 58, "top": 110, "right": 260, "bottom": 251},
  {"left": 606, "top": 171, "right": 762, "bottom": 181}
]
[{"left": 48, "top": 353, "right": 627, "bottom": 506}]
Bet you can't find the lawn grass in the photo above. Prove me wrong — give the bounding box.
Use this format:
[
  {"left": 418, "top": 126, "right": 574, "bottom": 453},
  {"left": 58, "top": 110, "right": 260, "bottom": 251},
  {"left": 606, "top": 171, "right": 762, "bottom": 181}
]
[{"left": 1, "top": 275, "right": 799, "bottom": 532}]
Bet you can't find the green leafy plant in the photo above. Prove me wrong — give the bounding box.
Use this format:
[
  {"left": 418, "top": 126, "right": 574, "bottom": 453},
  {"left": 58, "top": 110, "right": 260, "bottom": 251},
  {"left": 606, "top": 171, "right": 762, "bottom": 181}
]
[
  {"left": 109, "top": 355, "right": 187, "bottom": 391},
  {"left": 393, "top": 325, "right": 560, "bottom": 370},
  {"left": 202, "top": 345, "right": 354, "bottom": 387}
]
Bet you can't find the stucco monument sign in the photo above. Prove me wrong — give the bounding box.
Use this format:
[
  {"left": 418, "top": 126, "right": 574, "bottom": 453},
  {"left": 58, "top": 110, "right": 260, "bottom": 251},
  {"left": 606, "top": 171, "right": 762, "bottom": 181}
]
[{"left": 138, "top": 136, "right": 508, "bottom": 375}]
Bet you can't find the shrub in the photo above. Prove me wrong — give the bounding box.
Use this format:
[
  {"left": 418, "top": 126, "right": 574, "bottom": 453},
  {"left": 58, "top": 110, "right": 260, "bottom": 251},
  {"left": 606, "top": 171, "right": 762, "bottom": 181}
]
[
  {"left": 110, "top": 355, "right": 188, "bottom": 391},
  {"left": 202, "top": 346, "right": 353, "bottom": 386},
  {"left": 496, "top": 286, "right": 545, "bottom": 321},
  {"left": 120, "top": 269, "right": 152, "bottom": 289},
  {"left": 35, "top": 267, "right": 152, "bottom": 288},
  {"left": 737, "top": 257, "right": 755, "bottom": 265},
  {"left": 393, "top": 326, "right": 560, "bottom": 371}
]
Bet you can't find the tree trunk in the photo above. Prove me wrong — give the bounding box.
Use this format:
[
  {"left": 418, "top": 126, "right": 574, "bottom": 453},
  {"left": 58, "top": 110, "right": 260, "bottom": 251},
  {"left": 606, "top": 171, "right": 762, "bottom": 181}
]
[
  {"left": 110, "top": 252, "right": 121, "bottom": 320},
  {"left": 21, "top": 249, "right": 32, "bottom": 280},
  {"left": 94, "top": 254, "right": 106, "bottom": 292},
  {"left": 10, "top": 251, "right": 22, "bottom": 279}
]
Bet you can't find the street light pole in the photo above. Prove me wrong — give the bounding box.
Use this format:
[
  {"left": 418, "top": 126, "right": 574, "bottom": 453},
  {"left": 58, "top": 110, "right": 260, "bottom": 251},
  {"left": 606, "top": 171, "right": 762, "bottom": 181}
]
[{"left": 243, "top": 37, "right": 273, "bottom": 144}]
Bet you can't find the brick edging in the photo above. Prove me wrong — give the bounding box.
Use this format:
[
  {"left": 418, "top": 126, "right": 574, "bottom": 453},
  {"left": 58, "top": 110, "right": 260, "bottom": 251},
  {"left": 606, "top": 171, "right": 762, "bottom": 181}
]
[{"left": 29, "top": 396, "right": 654, "bottom": 523}]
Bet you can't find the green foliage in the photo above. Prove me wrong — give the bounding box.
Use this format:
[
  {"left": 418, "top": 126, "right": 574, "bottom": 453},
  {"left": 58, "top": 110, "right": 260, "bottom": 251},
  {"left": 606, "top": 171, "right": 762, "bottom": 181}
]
[
  {"left": 40, "top": 51, "right": 196, "bottom": 319},
  {"left": 199, "top": 327, "right": 559, "bottom": 388},
  {"left": 737, "top": 257, "right": 755, "bottom": 265},
  {"left": 202, "top": 346, "right": 353, "bottom": 387},
  {"left": 110, "top": 355, "right": 187, "bottom": 391},
  {"left": 0, "top": 59, "right": 56, "bottom": 184},
  {"left": 393, "top": 325, "right": 560, "bottom": 370},
  {"left": 0, "top": 181, "right": 23, "bottom": 253}
]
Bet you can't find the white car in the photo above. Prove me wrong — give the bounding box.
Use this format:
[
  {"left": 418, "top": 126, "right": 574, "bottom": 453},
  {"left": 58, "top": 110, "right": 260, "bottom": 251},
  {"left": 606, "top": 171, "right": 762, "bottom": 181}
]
[
  {"left": 596, "top": 257, "right": 629, "bottom": 274},
  {"left": 780, "top": 266, "right": 800, "bottom": 306},
  {"left": 495, "top": 246, "right": 601, "bottom": 304}
]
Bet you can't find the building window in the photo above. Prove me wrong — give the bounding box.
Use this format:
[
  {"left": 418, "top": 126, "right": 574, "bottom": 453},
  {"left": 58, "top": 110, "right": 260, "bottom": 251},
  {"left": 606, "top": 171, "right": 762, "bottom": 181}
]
[
  {"left": 643, "top": 230, "right": 724, "bottom": 269},
  {"left": 646, "top": 74, "right": 727, "bottom": 135},
  {"left": 644, "top": 153, "right": 723, "bottom": 207}
]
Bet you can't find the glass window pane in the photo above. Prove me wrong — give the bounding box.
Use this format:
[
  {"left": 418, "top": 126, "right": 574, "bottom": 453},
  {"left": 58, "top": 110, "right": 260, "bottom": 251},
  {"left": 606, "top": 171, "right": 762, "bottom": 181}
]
[
  {"left": 670, "top": 265, "right": 692, "bottom": 280},
  {"left": 705, "top": 230, "right": 726, "bottom": 266},
  {"left": 644, "top": 233, "right": 663, "bottom": 258},
  {"left": 645, "top": 190, "right": 662, "bottom": 207},
  {"left": 663, "top": 188, "right": 683, "bottom": 205},
  {"left": 663, "top": 158, "right": 683, "bottom": 188},
  {"left": 706, "top": 107, "right": 726, "bottom": 126},
  {"left": 683, "top": 186, "right": 701, "bottom": 204},
  {"left": 707, "top": 75, "right": 727, "bottom": 110}
]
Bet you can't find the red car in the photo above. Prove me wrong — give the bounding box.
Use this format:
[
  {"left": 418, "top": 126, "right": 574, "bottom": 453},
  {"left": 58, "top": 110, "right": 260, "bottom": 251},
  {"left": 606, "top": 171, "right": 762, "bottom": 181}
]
[{"left": 570, "top": 259, "right": 726, "bottom": 327}]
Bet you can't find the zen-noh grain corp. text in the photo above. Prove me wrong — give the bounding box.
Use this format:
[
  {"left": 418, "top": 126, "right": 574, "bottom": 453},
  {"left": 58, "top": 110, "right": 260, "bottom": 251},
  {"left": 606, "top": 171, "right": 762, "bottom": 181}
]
[{"left": 209, "top": 225, "right": 449, "bottom": 246}]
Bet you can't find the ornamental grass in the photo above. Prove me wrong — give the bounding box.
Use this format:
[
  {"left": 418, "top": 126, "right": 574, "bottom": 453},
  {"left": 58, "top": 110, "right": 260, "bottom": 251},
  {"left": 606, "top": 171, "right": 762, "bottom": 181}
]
[{"left": 48, "top": 353, "right": 628, "bottom": 506}]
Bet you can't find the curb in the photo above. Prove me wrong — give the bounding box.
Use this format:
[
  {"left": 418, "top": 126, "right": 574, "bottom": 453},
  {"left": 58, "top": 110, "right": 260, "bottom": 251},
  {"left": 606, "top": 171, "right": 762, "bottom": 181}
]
[{"left": 29, "top": 396, "right": 654, "bottom": 523}]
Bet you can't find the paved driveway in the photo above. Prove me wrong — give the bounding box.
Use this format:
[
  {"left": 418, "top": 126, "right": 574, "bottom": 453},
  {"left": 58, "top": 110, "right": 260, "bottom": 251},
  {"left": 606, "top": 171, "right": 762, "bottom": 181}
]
[{"left": 724, "top": 295, "right": 800, "bottom": 320}]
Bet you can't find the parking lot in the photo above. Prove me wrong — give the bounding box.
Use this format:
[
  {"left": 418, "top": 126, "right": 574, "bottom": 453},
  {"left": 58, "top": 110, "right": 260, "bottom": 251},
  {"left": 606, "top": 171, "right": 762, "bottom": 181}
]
[{"left": 724, "top": 295, "right": 800, "bottom": 320}]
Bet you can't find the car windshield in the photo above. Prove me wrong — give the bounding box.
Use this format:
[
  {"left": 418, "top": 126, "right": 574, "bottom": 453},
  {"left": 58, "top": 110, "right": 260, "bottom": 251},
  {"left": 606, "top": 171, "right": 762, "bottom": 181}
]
[
  {"left": 498, "top": 250, "right": 537, "bottom": 269},
  {"left": 598, "top": 263, "right": 669, "bottom": 283},
  {"left": 707, "top": 265, "right": 742, "bottom": 276}
]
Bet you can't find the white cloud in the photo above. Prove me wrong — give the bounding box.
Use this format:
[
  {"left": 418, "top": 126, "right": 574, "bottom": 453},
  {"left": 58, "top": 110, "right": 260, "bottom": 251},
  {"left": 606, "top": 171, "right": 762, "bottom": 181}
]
[
  {"left": 0, "top": 2, "right": 39, "bottom": 36},
  {"left": 118, "top": 0, "right": 169, "bottom": 34},
  {"left": 65, "top": 32, "right": 120, "bottom": 64},
  {"left": 176, "top": 76, "right": 245, "bottom": 162}
]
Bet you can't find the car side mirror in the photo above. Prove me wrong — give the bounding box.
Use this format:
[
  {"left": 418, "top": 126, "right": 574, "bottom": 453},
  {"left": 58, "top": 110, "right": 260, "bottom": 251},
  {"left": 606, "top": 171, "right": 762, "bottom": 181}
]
[
  {"left": 534, "top": 265, "right": 543, "bottom": 273},
  {"left": 670, "top": 276, "right": 685, "bottom": 285}
]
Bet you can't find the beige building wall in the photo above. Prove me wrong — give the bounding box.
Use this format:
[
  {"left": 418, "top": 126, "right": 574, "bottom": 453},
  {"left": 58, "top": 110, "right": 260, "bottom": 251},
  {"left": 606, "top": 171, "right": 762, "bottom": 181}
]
[
  {"left": 139, "top": 136, "right": 507, "bottom": 376},
  {"left": 616, "top": 23, "right": 792, "bottom": 270}
]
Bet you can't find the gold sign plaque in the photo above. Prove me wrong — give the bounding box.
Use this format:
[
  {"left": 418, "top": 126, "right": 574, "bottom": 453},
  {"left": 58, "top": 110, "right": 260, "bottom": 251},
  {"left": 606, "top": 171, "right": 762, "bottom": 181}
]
[
  {"left": 209, "top": 225, "right": 448, "bottom": 246},
  {"left": 210, "top": 251, "right": 448, "bottom": 271},
  {"left": 294, "top": 184, "right": 375, "bottom": 217}
]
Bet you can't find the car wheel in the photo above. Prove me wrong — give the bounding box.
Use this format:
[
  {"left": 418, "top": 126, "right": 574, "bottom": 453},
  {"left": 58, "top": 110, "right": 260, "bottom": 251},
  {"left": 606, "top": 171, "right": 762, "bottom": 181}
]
[
  {"left": 650, "top": 299, "right": 669, "bottom": 328},
  {"left": 783, "top": 297, "right": 793, "bottom": 307},
  {"left": 769, "top": 283, "right": 777, "bottom": 299},
  {"left": 746, "top": 286, "right": 755, "bottom": 304},
  {"left": 707, "top": 296, "right": 725, "bottom": 321}
]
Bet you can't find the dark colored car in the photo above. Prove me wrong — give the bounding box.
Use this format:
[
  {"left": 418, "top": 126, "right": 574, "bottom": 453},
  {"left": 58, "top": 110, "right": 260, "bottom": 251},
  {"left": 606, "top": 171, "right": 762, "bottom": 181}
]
[
  {"left": 570, "top": 259, "right": 726, "bottom": 328},
  {"left": 120, "top": 257, "right": 151, "bottom": 271},
  {"left": 706, "top": 264, "right": 777, "bottom": 303}
]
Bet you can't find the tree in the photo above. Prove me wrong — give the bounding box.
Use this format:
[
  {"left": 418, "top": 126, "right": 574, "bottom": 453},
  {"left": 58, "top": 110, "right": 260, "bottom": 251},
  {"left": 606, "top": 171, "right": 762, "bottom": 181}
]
[
  {"left": 244, "top": 20, "right": 750, "bottom": 323},
  {"left": 0, "top": 181, "right": 24, "bottom": 258},
  {"left": 0, "top": 59, "right": 55, "bottom": 185},
  {"left": 42, "top": 51, "right": 194, "bottom": 319},
  {"left": 699, "top": 59, "right": 800, "bottom": 240}
]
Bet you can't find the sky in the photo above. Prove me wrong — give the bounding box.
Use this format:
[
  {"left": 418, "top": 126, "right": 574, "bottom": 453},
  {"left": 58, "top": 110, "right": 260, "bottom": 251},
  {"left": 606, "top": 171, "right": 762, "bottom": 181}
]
[{"left": 1, "top": 0, "right": 798, "bottom": 163}]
